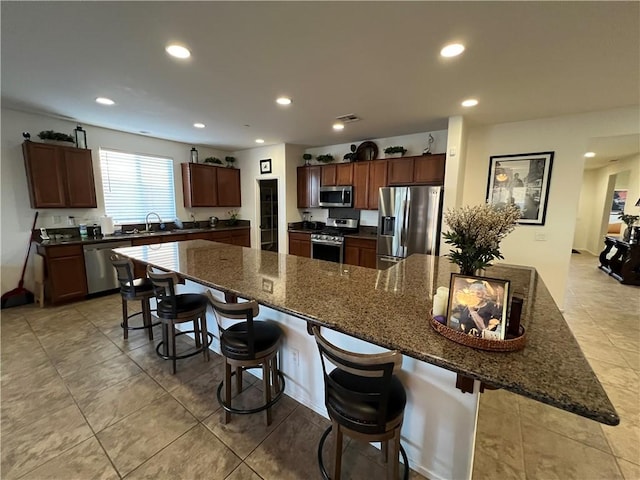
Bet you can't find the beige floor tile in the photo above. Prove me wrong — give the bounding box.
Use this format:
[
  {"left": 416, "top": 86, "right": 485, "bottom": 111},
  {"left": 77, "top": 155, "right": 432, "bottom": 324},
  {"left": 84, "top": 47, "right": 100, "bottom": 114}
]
[
  {"left": 0, "top": 403, "right": 93, "bottom": 479},
  {"left": 472, "top": 456, "right": 525, "bottom": 480},
  {"left": 603, "top": 384, "right": 640, "bottom": 425},
  {"left": 619, "top": 348, "right": 640, "bottom": 371},
  {"left": 225, "top": 463, "right": 263, "bottom": 480},
  {"left": 605, "top": 332, "right": 640, "bottom": 353},
  {"left": 77, "top": 371, "right": 165, "bottom": 432},
  {"left": 617, "top": 458, "right": 640, "bottom": 480},
  {"left": 518, "top": 396, "right": 611, "bottom": 453},
  {"left": 102, "top": 322, "right": 163, "bottom": 353},
  {"left": 64, "top": 353, "right": 143, "bottom": 403},
  {"left": 168, "top": 356, "right": 225, "bottom": 420},
  {"left": 474, "top": 407, "right": 525, "bottom": 475},
  {"left": 522, "top": 424, "right": 622, "bottom": 480},
  {"left": 478, "top": 388, "right": 521, "bottom": 416},
  {"left": 602, "top": 421, "right": 640, "bottom": 465},
  {"left": 52, "top": 340, "right": 123, "bottom": 378},
  {"left": 126, "top": 424, "right": 241, "bottom": 479},
  {"left": 19, "top": 437, "right": 119, "bottom": 480},
  {"left": 591, "top": 360, "right": 640, "bottom": 392},
  {"left": 97, "top": 394, "right": 197, "bottom": 477},
  {"left": 202, "top": 386, "right": 297, "bottom": 459}
]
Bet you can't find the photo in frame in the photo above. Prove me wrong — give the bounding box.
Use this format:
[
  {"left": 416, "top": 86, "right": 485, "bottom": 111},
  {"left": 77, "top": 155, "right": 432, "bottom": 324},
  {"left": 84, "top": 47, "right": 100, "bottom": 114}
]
[
  {"left": 486, "top": 151, "right": 554, "bottom": 225},
  {"left": 260, "top": 158, "right": 272, "bottom": 174},
  {"left": 446, "top": 274, "right": 510, "bottom": 340},
  {"left": 611, "top": 189, "right": 627, "bottom": 214}
]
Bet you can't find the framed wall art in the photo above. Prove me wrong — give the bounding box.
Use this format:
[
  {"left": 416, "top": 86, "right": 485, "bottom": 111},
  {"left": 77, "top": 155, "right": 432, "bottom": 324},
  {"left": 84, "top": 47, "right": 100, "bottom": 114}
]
[
  {"left": 611, "top": 189, "right": 627, "bottom": 214},
  {"left": 486, "top": 151, "right": 554, "bottom": 225},
  {"left": 446, "top": 274, "right": 511, "bottom": 341},
  {"left": 260, "top": 158, "right": 272, "bottom": 174}
]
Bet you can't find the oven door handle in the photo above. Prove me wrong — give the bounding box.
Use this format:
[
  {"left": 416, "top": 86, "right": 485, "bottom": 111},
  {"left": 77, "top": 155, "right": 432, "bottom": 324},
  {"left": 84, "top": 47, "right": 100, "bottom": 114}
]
[{"left": 311, "top": 239, "right": 343, "bottom": 246}]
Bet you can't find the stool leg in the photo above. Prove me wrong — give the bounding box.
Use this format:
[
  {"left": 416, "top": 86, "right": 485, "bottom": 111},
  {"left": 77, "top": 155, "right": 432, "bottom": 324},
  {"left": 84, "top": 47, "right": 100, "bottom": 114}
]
[
  {"left": 121, "top": 297, "right": 129, "bottom": 340},
  {"left": 193, "top": 316, "right": 201, "bottom": 348},
  {"left": 271, "top": 354, "right": 279, "bottom": 393},
  {"left": 142, "top": 298, "right": 153, "bottom": 340},
  {"left": 333, "top": 421, "right": 343, "bottom": 480},
  {"left": 263, "top": 361, "right": 272, "bottom": 426},
  {"left": 171, "top": 323, "right": 177, "bottom": 374},
  {"left": 223, "top": 359, "right": 232, "bottom": 424},
  {"left": 236, "top": 367, "right": 243, "bottom": 394},
  {"left": 382, "top": 439, "right": 389, "bottom": 463},
  {"left": 162, "top": 322, "right": 169, "bottom": 357},
  {"left": 388, "top": 427, "right": 401, "bottom": 480},
  {"left": 201, "top": 315, "right": 209, "bottom": 362}
]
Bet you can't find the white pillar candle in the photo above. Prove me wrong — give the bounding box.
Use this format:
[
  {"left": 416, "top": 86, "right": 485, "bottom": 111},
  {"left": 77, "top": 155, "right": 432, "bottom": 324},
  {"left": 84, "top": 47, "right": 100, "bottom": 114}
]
[{"left": 433, "top": 293, "right": 448, "bottom": 317}]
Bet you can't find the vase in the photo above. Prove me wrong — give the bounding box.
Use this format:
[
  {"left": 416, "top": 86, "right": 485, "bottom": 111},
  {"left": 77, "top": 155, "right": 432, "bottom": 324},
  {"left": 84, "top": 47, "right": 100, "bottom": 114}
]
[{"left": 623, "top": 226, "right": 631, "bottom": 242}]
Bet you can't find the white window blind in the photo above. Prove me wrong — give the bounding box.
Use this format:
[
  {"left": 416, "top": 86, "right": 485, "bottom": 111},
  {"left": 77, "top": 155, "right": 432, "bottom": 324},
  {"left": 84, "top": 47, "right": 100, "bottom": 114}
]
[{"left": 99, "top": 149, "right": 176, "bottom": 224}]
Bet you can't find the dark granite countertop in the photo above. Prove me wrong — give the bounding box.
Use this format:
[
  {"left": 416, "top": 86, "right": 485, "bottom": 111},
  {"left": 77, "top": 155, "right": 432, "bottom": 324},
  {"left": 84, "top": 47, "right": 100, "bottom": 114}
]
[
  {"left": 34, "top": 225, "right": 250, "bottom": 247},
  {"left": 113, "top": 240, "right": 619, "bottom": 426}
]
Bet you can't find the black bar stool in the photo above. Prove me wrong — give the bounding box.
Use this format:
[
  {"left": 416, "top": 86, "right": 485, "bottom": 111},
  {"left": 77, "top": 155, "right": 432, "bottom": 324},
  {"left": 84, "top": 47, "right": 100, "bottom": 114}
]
[
  {"left": 110, "top": 255, "right": 159, "bottom": 340},
  {"left": 312, "top": 325, "right": 409, "bottom": 480},
  {"left": 146, "top": 266, "right": 213, "bottom": 374},
  {"left": 205, "top": 291, "right": 285, "bottom": 426}
]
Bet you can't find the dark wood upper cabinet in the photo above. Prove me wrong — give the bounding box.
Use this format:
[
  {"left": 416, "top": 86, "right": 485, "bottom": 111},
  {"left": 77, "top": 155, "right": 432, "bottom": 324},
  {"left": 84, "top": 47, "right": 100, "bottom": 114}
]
[
  {"left": 321, "top": 165, "right": 336, "bottom": 186},
  {"left": 368, "top": 160, "right": 388, "bottom": 210},
  {"left": 297, "top": 165, "right": 321, "bottom": 208},
  {"left": 23, "top": 141, "right": 97, "bottom": 208},
  {"left": 182, "top": 163, "right": 241, "bottom": 208},
  {"left": 388, "top": 154, "right": 446, "bottom": 186},
  {"left": 321, "top": 164, "right": 354, "bottom": 186},
  {"left": 217, "top": 167, "right": 242, "bottom": 207},
  {"left": 353, "top": 162, "right": 370, "bottom": 210}
]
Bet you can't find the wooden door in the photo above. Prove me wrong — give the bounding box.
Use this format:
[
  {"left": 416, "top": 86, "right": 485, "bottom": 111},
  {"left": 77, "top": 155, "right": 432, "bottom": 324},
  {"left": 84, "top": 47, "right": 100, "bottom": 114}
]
[
  {"left": 353, "top": 162, "right": 370, "bottom": 210},
  {"left": 217, "top": 168, "right": 241, "bottom": 206},
  {"left": 368, "top": 160, "right": 388, "bottom": 210},
  {"left": 63, "top": 148, "right": 97, "bottom": 207},
  {"left": 22, "top": 142, "right": 66, "bottom": 208},
  {"left": 182, "top": 163, "right": 217, "bottom": 207},
  {"left": 336, "top": 163, "right": 354, "bottom": 185},
  {"left": 388, "top": 157, "right": 415, "bottom": 185},
  {"left": 321, "top": 165, "right": 337, "bottom": 186},
  {"left": 414, "top": 154, "right": 446, "bottom": 184}
]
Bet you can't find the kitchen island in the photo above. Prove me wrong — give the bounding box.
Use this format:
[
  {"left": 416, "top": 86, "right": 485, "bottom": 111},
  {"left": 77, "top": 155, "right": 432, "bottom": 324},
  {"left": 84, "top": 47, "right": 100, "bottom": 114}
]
[{"left": 114, "top": 240, "right": 618, "bottom": 480}]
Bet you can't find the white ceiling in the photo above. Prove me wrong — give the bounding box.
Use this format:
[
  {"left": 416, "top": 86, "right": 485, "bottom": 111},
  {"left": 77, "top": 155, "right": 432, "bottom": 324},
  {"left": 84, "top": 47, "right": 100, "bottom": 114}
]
[{"left": 2, "top": 2, "right": 639, "bottom": 154}]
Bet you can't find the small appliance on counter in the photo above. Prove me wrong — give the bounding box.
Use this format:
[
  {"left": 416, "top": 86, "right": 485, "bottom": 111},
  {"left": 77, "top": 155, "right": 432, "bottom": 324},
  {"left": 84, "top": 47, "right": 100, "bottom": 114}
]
[
  {"left": 100, "top": 215, "right": 115, "bottom": 235},
  {"left": 90, "top": 225, "right": 102, "bottom": 238},
  {"left": 209, "top": 216, "right": 219, "bottom": 228}
]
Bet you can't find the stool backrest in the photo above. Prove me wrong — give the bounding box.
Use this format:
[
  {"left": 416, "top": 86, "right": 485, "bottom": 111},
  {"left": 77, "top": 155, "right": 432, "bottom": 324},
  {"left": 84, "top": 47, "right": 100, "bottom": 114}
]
[
  {"left": 146, "top": 266, "right": 180, "bottom": 316},
  {"left": 110, "top": 254, "right": 136, "bottom": 292},
  {"left": 205, "top": 291, "right": 260, "bottom": 356},
  {"left": 312, "top": 325, "right": 403, "bottom": 431}
]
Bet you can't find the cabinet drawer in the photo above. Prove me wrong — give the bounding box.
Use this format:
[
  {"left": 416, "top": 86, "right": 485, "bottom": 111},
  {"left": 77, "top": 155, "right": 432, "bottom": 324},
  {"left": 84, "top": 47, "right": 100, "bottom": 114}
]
[
  {"left": 344, "top": 237, "right": 376, "bottom": 249},
  {"left": 46, "top": 244, "right": 84, "bottom": 258}
]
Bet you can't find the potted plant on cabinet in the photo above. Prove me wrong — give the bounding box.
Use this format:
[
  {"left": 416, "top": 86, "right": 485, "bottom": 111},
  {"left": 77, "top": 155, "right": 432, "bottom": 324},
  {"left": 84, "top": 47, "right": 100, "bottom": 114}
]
[
  {"left": 225, "top": 156, "right": 236, "bottom": 168},
  {"left": 303, "top": 153, "right": 312, "bottom": 166},
  {"left": 316, "top": 154, "right": 334, "bottom": 164},
  {"left": 343, "top": 144, "right": 357, "bottom": 162},
  {"left": 37, "top": 130, "right": 75, "bottom": 146},
  {"left": 384, "top": 146, "right": 408, "bottom": 157},
  {"left": 203, "top": 157, "right": 223, "bottom": 165}
]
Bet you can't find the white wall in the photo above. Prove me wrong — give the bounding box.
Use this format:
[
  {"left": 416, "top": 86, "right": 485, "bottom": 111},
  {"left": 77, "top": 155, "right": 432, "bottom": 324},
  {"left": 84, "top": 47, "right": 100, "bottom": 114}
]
[
  {"left": 1, "top": 108, "right": 230, "bottom": 294},
  {"left": 462, "top": 106, "right": 640, "bottom": 307}
]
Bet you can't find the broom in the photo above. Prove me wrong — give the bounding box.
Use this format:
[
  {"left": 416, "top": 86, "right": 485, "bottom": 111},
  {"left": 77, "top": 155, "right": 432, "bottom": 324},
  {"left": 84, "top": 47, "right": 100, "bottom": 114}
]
[{"left": 1, "top": 211, "right": 38, "bottom": 309}]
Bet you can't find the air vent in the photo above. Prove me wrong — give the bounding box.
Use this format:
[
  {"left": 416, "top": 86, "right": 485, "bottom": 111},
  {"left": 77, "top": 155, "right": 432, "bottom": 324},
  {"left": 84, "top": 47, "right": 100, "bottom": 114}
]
[{"left": 335, "top": 114, "right": 361, "bottom": 123}]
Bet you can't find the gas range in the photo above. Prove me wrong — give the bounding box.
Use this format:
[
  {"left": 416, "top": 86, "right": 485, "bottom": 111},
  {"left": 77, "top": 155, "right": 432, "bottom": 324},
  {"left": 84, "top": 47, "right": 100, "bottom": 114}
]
[{"left": 310, "top": 218, "right": 358, "bottom": 247}]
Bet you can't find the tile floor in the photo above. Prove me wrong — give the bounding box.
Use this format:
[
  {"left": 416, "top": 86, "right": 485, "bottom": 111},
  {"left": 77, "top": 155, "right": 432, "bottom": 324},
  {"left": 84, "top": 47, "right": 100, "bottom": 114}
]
[{"left": 1, "top": 252, "right": 638, "bottom": 479}]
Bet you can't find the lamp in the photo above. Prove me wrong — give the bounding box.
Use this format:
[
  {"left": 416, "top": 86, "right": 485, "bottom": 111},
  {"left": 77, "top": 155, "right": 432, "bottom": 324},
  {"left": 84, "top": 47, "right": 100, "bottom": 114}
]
[
  {"left": 74, "top": 125, "right": 87, "bottom": 149},
  {"left": 190, "top": 147, "right": 198, "bottom": 163}
]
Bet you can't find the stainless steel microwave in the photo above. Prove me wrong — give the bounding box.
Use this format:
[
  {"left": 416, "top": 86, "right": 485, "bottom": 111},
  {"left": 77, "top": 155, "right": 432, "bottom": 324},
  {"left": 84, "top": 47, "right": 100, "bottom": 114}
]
[{"left": 319, "top": 186, "right": 353, "bottom": 208}]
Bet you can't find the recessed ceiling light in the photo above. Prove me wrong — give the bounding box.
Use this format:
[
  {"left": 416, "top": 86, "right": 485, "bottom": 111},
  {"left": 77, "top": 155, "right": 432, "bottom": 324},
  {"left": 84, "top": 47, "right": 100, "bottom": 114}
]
[
  {"left": 332, "top": 123, "right": 345, "bottom": 131},
  {"left": 461, "top": 99, "right": 478, "bottom": 107},
  {"left": 276, "top": 97, "right": 292, "bottom": 105},
  {"left": 165, "top": 44, "right": 191, "bottom": 59},
  {"left": 255, "top": 138, "right": 265, "bottom": 144},
  {"left": 193, "top": 123, "right": 205, "bottom": 129},
  {"left": 584, "top": 152, "right": 596, "bottom": 158},
  {"left": 440, "top": 43, "right": 465, "bottom": 58},
  {"left": 95, "top": 97, "right": 115, "bottom": 106}
]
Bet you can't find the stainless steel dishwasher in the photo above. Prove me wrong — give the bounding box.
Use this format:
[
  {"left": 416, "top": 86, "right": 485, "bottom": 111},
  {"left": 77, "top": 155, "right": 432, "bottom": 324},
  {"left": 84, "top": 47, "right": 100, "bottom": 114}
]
[{"left": 83, "top": 241, "right": 132, "bottom": 294}]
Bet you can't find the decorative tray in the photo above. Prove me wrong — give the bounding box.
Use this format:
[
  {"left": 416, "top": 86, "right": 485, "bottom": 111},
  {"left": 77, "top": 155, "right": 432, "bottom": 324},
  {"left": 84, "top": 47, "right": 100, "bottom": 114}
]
[{"left": 430, "top": 315, "right": 526, "bottom": 352}]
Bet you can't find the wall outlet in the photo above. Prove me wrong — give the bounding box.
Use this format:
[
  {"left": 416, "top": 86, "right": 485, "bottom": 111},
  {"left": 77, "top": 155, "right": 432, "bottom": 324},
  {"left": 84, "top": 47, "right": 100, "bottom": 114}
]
[
  {"left": 290, "top": 348, "right": 299, "bottom": 367},
  {"left": 535, "top": 233, "right": 547, "bottom": 241}
]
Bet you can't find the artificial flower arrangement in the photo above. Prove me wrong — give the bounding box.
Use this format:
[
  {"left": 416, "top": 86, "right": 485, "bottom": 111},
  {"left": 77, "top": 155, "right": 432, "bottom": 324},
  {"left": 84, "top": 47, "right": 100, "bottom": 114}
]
[{"left": 443, "top": 203, "right": 521, "bottom": 275}]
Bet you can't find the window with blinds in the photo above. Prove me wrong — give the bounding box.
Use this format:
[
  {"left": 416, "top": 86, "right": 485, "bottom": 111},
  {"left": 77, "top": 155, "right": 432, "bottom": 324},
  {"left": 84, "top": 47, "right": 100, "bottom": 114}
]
[{"left": 99, "top": 149, "right": 177, "bottom": 224}]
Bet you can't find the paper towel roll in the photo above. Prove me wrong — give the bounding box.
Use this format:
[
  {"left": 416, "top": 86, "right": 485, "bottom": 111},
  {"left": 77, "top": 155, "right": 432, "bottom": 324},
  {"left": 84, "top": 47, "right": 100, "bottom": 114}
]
[{"left": 100, "top": 215, "right": 115, "bottom": 235}]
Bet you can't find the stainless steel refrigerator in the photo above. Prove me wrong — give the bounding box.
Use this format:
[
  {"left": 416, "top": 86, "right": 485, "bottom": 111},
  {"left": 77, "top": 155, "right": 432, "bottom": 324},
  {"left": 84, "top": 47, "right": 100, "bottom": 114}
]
[{"left": 377, "top": 186, "right": 443, "bottom": 268}]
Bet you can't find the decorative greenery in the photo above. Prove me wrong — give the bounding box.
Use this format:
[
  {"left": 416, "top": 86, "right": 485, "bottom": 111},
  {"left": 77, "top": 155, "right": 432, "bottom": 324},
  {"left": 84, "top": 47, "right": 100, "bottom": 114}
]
[
  {"left": 618, "top": 213, "right": 639, "bottom": 226},
  {"left": 37, "top": 130, "right": 74, "bottom": 142},
  {"left": 343, "top": 144, "right": 357, "bottom": 162},
  {"left": 225, "top": 156, "right": 236, "bottom": 168},
  {"left": 203, "top": 157, "right": 223, "bottom": 165},
  {"left": 316, "top": 154, "right": 334, "bottom": 164},
  {"left": 384, "top": 146, "right": 407, "bottom": 155},
  {"left": 303, "top": 153, "right": 312, "bottom": 161},
  {"left": 443, "top": 204, "right": 521, "bottom": 275},
  {"left": 227, "top": 210, "right": 239, "bottom": 226}
]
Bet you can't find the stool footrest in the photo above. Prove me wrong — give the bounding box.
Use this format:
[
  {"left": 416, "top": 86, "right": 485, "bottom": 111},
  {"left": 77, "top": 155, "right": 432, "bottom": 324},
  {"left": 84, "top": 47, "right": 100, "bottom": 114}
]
[
  {"left": 155, "top": 330, "right": 214, "bottom": 361},
  {"left": 216, "top": 367, "right": 286, "bottom": 415},
  {"left": 121, "top": 309, "right": 160, "bottom": 331}
]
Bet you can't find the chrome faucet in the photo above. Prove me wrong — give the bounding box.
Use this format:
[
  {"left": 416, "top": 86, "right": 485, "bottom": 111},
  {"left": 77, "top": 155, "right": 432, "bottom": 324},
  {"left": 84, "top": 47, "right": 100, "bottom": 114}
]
[{"left": 145, "top": 212, "right": 162, "bottom": 232}]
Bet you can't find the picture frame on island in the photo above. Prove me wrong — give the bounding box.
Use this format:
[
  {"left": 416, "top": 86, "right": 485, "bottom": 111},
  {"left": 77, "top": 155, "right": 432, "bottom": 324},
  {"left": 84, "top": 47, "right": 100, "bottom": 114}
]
[
  {"left": 446, "top": 274, "right": 510, "bottom": 340},
  {"left": 486, "top": 151, "right": 554, "bottom": 225}
]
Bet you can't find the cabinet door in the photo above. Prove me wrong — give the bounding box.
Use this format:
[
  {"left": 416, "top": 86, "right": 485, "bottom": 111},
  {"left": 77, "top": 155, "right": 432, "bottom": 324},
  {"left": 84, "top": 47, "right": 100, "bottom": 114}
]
[
  {"left": 48, "top": 255, "right": 87, "bottom": 304},
  {"left": 231, "top": 229, "right": 251, "bottom": 247},
  {"left": 353, "top": 163, "right": 370, "bottom": 210},
  {"left": 289, "top": 232, "right": 311, "bottom": 257},
  {"left": 182, "top": 163, "right": 217, "bottom": 207},
  {"left": 22, "top": 142, "right": 66, "bottom": 208},
  {"left": 209, "top": 231, "right": 233, "bottom": 244},
  {"left": 414, "top": 154, "right": 446, "bottom": 184},
  {"left": 217, "top": 168, "right": 241, "bottom": 207},
  {"left": 63, "top": 148, "right": 97, "bottom": 207},
  {"left": 297, "top": 166, "right": 321, "bottom": 208},
  {"left": 360, "top": 247, "right": 377, "bottom": 269},
  {"left": 321, "top": 165, "right": 337, "bottom": 186},
  {"left": 388, "top": 157, "right": 415, "bottom": 185},
  {"left": 336, "top": 163, "right": 354, "bottom": 185},
  {"left": 368, "top": 160, "right": 388, "bottom": 210},
  {"left": 344, "top": 245, "right": 360, "bottom": 266}
]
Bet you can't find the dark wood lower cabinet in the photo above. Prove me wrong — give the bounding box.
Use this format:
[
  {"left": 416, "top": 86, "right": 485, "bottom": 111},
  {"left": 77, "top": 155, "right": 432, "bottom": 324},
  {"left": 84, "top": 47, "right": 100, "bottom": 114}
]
[
  {"left": 289, "top": 232, "right": 311, "bottom": 257},
  {"left": 36, "top": 244, "right": 87, "bottom": 305},
  {"left": 344, "top": 237, "right": 377, "bottom": 268}
]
